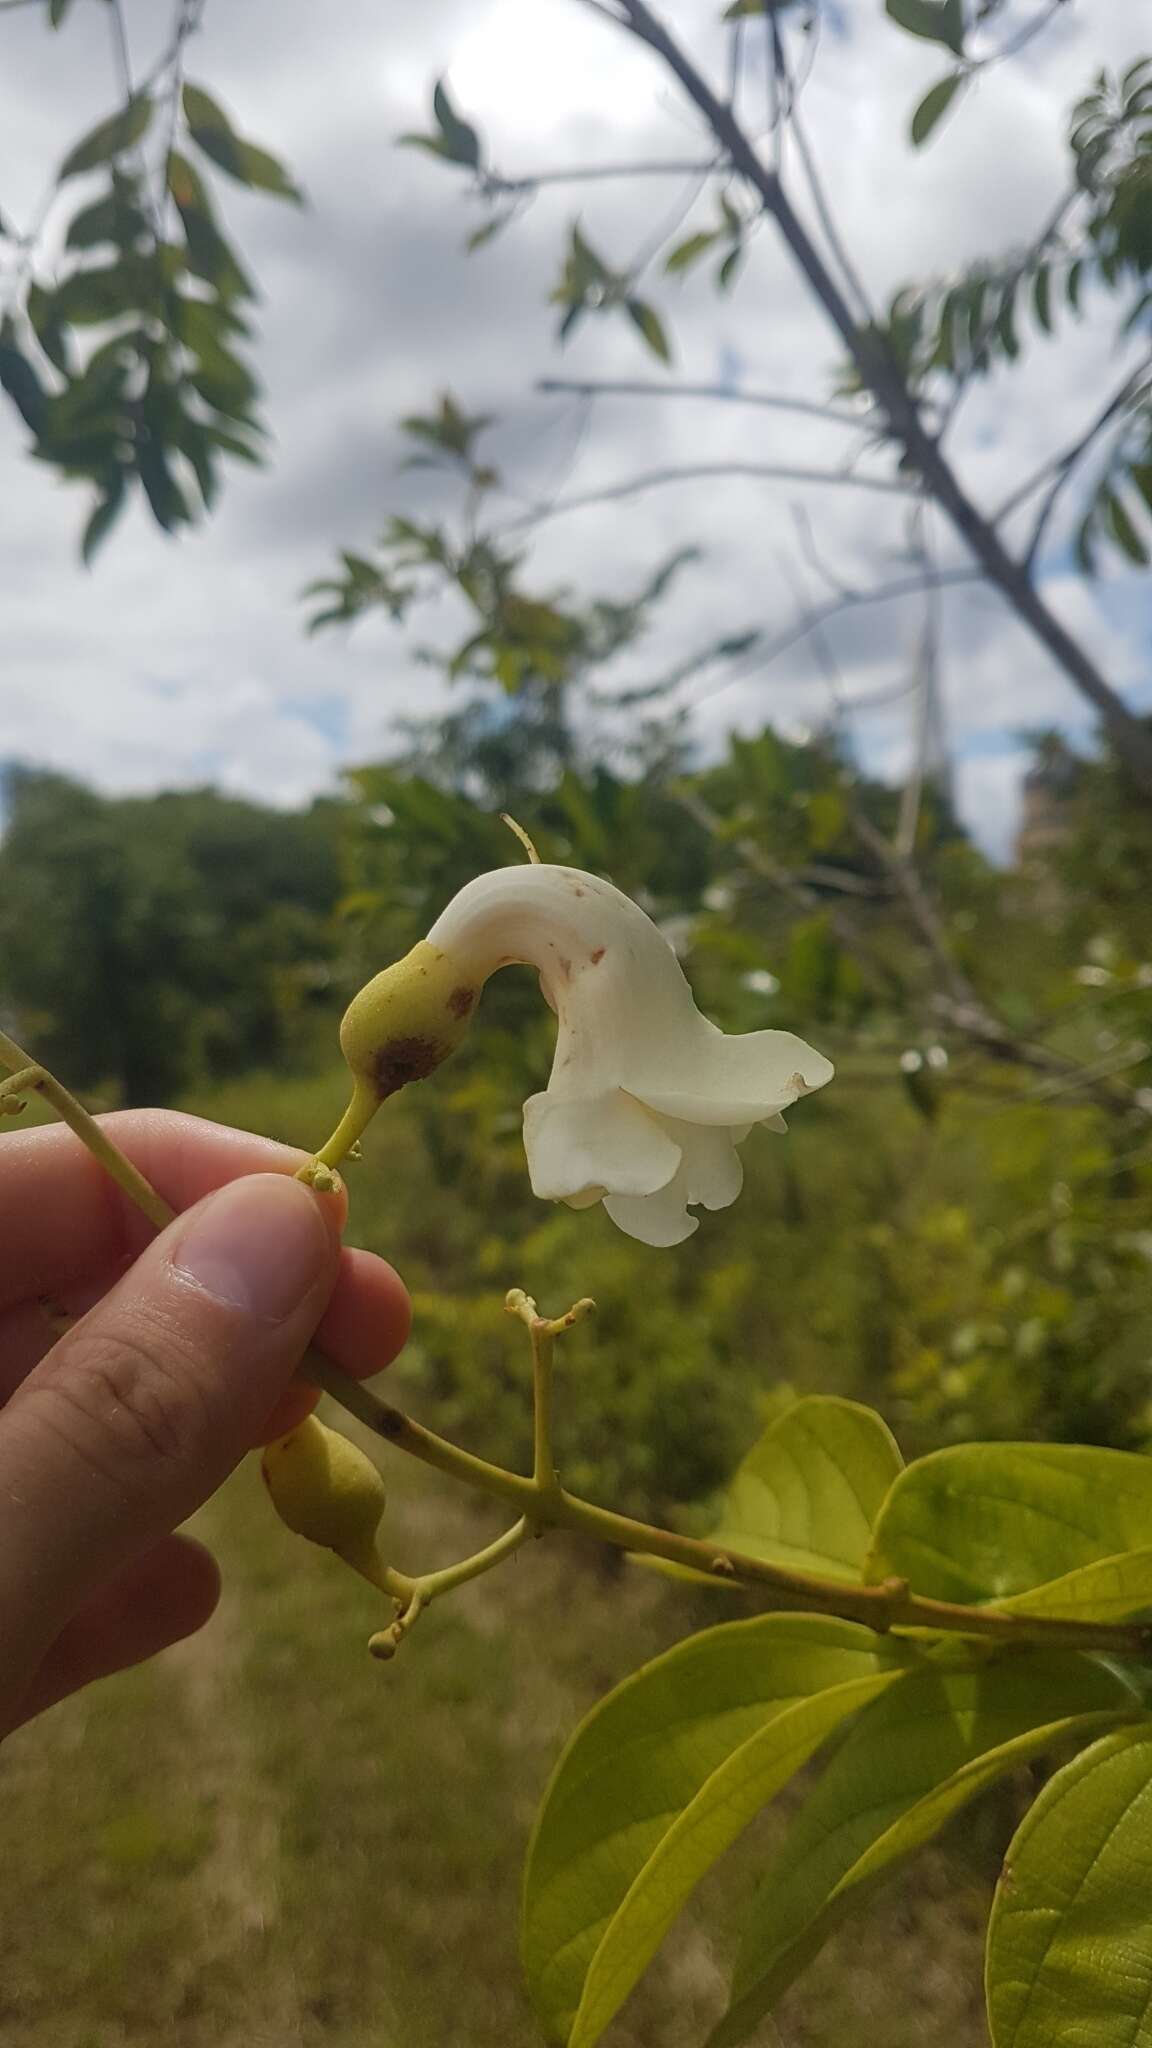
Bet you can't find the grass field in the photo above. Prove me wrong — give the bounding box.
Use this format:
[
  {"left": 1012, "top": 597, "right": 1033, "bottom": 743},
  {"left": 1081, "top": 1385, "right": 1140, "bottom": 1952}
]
[
  {"left": 1, "top": 1064, "right": 999, "bottom": 2047},
  {"left": 2, "top": 1432, "right": 996, "bottom": 2048}
]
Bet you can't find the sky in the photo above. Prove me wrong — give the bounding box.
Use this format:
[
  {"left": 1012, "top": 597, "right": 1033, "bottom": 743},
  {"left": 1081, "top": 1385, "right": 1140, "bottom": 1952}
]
[{"left": 1, "top": 0, "right": 1149, "bottom": 861}]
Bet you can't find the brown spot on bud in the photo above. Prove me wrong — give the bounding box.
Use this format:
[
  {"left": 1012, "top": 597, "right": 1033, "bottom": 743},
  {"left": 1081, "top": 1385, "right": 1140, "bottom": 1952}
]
[
  {"left": 557, "top": 956, "right": 573, "bottom": 982},
  {"left": 590, "top": 946, "right": 606, "bottom": 965},
  {"left": 448, "top": 984, "right": 476, "bottom": 1018},
  {"left": 371, "top": 1035, "right": 444, "bottom": 1098}
]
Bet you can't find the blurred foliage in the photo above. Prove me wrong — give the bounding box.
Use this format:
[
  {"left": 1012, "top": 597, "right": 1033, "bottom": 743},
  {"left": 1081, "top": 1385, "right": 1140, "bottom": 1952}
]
[
  {"left": 6, "top": 705, "right": 1151, "bottom": 1516},
  {"left": 0, "top": 11, "right": 298, "bottom": 552},
  {"left": 0, "top": 768, "right": 343, "bottom": 1101}
]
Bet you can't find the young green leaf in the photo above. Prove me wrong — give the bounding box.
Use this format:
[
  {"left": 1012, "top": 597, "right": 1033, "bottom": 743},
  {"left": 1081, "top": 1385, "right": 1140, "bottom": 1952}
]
[
  {"left": 0, "top": 330, "right": 49, "bottom": 435},
  {"left": 182, "top": 83, "right": 302, "bottom": 202},
  {"left": 81, "top": 473, "right": 126, "bottom": 564},
  {"left": 1031, "top": 262, "right": 1053, "bottom": 333},
  {"left": 1103, "top": 486, "right": 1150, "bottom": 564},
  {"left": 665, "top": 230, "right": 721, "bottom": 275},
  {"left": 522, "top": 1614, "right": 898, "bottom": 2047},
  {"left": 911, "top": 72, "right": 963, "bottom": 146},
  {"left": 990, "top": 1544, "right": 1152, "bottom": 1624},
  {"left": 710, "top": 1654, "right": 1139, "bottom": 2048},
  {"left": 59, "top": 96, "right": 153, "bottom": 181},
  {"left": 709, "top": 1396, "right": 904, "bottom": 1581},
  {"left": 986, "top": 1724, "right": 1152, "bottom": 2048},
  {"left": 867, "top": 1442, "right": 1152, "bottom": 1604},
  {"left": 625, "top": 299, "right": 672, "bottom": 363},
  {"left": 885, "top": 0, "right": 965, "bottom": 58},
  {"left": 431, "top": 79, "right": 483, "bottom": 170},
  {"left": 717, "top": 245, "right": 744, "bottom": 292}
]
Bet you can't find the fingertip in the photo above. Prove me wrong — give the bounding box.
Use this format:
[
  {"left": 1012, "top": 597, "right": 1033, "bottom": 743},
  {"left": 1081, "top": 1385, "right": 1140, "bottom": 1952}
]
[{"left": 315, "top": 1247, "right": 413, "bottom": 1381}]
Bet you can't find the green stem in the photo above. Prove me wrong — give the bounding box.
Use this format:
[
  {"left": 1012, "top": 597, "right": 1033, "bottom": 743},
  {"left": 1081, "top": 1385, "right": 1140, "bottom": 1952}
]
[
  {"left": 300, "top": 1078, "right": 380, "bottom": 1182},
  {"left": 302, "top": 1362, "right": 1151, "bottom": 1657},
  {"left": 0, "top": 1031, "right": 173, "bottom": 1231},
  {"left": 532, "top": 1325, "right": 557, "bottom": 1496},
  {"left": 415, "top": 1517, "right": 531, "bottom": 1605}
]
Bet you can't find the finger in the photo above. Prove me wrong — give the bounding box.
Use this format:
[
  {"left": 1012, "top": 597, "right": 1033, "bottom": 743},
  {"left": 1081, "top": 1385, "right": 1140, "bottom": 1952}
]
[
  {"left": 259, "top": 1249, "right": 411, "bottom": 1440},
  {"left": 0, "top": 1172, "right": 341, "bottom": 1717},
  {"left": 0, "top": 1109, "right": 347, "bottom": 1314},
  {"left": 3, "top": 1534, "right": 220, "bottom": 1736},
  {"left": 0, "top": 1244, "right": 412, "bottom": 1410}
]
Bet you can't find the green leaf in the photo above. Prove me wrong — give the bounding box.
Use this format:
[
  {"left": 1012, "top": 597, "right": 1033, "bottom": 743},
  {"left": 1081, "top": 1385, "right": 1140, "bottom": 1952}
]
[
  {"left": 431, "top": 78, "right": 482, "bottom": 170},
  {"left": 867, "top": 1443, "right": 1152, "bottom": 1604},
  {"left": 885, "top": 0, "right": 964, "bottom": 57},
  {"left": 59, "top": 96, "right": 153, "bottom": 181},
  {"left": 665, "top": 231, "right": 720, "bottom": 274},
  {"left": 65, "top": 189, "right": 149, "bottom": 251},
  {"left": 48, "top": 0, "right": 77, "bottom": 24},
  {"left": 523, "top": 1615, "right": 899, "bottom": 2047},
  {"left": 709, "top": 1397, "right": 904, "bottom": 1581},
  {"left": 717, "top": 245, "right": 744, "bottom": 292},
  {"left": 1131, "top": 461, "right": 1152, "bottom": 515},
  {"left": 137, "top": 438, "right": 190, "bottom": 532},
  {"left": 710, "top": 1655, "right": 1138, "bottom": 2048},
  {"left": 52, "top": 262, "right": 141, "bottom": 326},
  {"left": 1066, "top": 256, "right": 1084, "bottom": 311},
  {"left": 81, "top": 473, "right": 126, "bottom": 564},
  {"left": 625, "top": 299, "right": 671, "bottom": 362},
  {"left": 1103, "top": 486, "right": 1150, "bottom": 564},
  {"left": 182, "top": 82, "right": 302, "bottom": 202},
  {"left": 987, "top": 1725, "right": 1152, "bottom": 2048},
  {"left": 911, "top": 73, "right": 963, "bottom": 146},
  {"left": 177, "top": 203, "right": 254, "bottom": 302},
  {"left": 991, "top": 1544, "right": 1152, "bottom": 1624},
  {"left": 0, "top": 331, "right": 49, "bottom": 434},
  {"left": 465, "top": 214, "right": 511, "bottom": 252}
]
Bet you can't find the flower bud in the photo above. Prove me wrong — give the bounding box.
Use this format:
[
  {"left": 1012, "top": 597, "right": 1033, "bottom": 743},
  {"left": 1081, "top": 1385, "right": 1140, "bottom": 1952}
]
[
  {"left": 261, "top": 1416, "right": 388, "bottom": 1584},
  {"left": 339, "top": 939, "right": 479, "bottom": 1103}
]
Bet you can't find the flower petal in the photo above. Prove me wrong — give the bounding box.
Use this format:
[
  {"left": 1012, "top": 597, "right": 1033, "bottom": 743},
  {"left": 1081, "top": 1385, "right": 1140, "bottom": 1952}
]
[
  {"left": 674, "top": 1122, "right": 745, "bottom": 1211},
  {"left": 602, "top": 1177, "right": 699, "bottom": 1248},
  {"left": 601, "top": 1117, "right": 750, "bottom": 1244},
  {"left": 522, "top": 1088, "right": 681, "bottom": 1204},
  {"left": 630, "top": 1027, "right": 833, "bottom": 1127}
]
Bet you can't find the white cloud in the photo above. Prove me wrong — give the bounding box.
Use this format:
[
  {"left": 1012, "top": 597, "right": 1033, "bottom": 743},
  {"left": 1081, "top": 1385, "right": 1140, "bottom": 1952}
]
[{"left": 0, "top": 0, "right": 1147, "bottom": 859}]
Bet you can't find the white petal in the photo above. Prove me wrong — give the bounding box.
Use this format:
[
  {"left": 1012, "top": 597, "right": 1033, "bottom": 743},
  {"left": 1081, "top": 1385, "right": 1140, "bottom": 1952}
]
[
  {"left": 522, "top": 1088, "right": 681, "bottom": 1203},
  {"left": 600, "top": 1118, "right": 748, "bottom": 1243},
  {"left": 603, "top": 1176, "right": 700, "bottom": 1247},
  {"left": 631, "top": 1029, "right": 833, "bottom": 1126},
  {"left": 674, "top": 1123, "right": 744, "bottom": 1211}
]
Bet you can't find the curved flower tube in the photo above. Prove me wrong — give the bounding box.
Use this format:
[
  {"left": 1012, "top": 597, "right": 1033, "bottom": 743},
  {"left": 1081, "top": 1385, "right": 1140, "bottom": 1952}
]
[{"left": 313, "top": 864, "right": 833, "bottom": 1247}]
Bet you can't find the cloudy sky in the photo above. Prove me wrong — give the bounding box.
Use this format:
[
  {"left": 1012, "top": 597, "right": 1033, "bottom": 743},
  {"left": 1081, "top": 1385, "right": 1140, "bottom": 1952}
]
[{"left": 1, "top": 0, "right": 1148, "bottom": 858}]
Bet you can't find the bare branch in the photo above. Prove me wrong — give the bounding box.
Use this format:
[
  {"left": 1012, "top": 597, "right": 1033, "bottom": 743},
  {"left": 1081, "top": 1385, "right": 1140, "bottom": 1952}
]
[
  {"left": 608, "top": 0, "right": 1152, "bottom": 792},
  {"left": 995, "top": 356, "right": 1152, "bottom": 571},
  {"left": 504, "top": 459, "right": 916, "bottom": 536},
  {"left": 538, "top": 376, "right": 872, "bottom": 432},
  {"left": 687, "top": 567, "right": 984, "bottom": 710},
  {"left": 483, "top": 157, "right": 721, "bottom": 196}
]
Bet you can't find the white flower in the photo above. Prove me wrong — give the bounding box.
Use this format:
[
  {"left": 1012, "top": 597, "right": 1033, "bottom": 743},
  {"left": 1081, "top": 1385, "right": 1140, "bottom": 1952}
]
[{"left": 424, "top": 865, "right": 833, "bottom": 1247}]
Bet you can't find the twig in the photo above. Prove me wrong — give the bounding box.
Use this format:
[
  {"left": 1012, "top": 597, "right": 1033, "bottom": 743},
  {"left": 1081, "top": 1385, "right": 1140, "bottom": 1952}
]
[
  {"left": 538, "top": 376, "right": 872, "bottom": 432},
  {"left": 685, "top": 567, "right": 983, "bottom": 710},
  {"left": 608, "top": 0, "right": 1152, "bottom": 792},
  {"left": 503, "top": 459, "right": 916, "bottom": 536}
]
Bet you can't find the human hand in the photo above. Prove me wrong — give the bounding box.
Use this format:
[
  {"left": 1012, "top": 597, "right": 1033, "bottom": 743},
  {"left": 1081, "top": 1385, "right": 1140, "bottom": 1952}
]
[{"left": 0, "top": 1110, "right": 410, "bottom": 1737}]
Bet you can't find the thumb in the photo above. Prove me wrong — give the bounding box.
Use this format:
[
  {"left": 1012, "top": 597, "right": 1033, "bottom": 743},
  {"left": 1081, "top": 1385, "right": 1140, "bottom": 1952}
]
[{"left": 0, "top": 1173, "right": 340, "bottom": 1689}]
